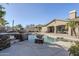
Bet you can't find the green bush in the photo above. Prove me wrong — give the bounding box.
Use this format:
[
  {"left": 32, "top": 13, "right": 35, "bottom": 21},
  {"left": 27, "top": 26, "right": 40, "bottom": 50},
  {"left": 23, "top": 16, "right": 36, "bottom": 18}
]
[{"left": 68, "top": 42, "right": 79, "bottom": 56}]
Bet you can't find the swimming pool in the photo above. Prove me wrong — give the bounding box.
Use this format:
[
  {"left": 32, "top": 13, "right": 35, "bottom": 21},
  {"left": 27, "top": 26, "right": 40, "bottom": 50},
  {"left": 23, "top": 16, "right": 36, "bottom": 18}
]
[
  {"left": 28, "top": 34, "right": 56, "bottom": 44},
  {"left": 43, "top": 35, "right": 57, "bottom": 44}
]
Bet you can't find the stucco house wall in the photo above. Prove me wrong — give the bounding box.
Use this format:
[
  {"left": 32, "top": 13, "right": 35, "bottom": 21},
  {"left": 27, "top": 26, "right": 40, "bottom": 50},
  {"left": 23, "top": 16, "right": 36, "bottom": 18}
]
[{"left": 41, "top": 26, "right": 47, "bottom": 32}]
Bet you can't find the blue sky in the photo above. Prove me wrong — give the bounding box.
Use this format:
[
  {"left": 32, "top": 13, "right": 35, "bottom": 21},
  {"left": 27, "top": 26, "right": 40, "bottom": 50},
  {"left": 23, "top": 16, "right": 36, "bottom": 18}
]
[{"left": 1, "top": 3, "right": 79, "bottom": 27}]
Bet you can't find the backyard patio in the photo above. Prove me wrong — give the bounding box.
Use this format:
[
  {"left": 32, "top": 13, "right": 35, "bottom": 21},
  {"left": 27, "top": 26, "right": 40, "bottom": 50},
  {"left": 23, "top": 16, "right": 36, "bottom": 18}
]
[{"left": 0, "top": 40, "right": 69, "bottom": 56}]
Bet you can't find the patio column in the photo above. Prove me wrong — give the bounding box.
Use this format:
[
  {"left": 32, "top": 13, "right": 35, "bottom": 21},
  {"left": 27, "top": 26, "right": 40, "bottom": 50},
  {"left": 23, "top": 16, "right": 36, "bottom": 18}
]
[
  {"left": 54, "top": 26, "right": 57, "bottom": 33},
  {"left": 75, "top": 27, "right": 78, "bottom": 34},
  {"left": 47, "top": 27, "right": 50, "bottom": 33},
  {"left": 68, "top": 26, "right": 71, "bottom": 36}
]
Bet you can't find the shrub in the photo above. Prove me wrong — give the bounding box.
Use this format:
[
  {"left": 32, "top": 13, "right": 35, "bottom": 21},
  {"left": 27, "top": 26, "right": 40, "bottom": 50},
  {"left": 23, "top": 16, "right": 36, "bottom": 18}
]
[{"left": 68, "top": 42, "right": 79, "bottom": 56}]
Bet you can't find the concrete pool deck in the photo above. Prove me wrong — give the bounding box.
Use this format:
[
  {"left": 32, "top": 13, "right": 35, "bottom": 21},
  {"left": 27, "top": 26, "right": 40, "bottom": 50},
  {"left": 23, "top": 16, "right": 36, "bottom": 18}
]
[
  {"left": 37, "top": 33, "right": 79, "bottom": 41},
  {"left": 0, "top": 40, "right": 69, "bottom": 56}
]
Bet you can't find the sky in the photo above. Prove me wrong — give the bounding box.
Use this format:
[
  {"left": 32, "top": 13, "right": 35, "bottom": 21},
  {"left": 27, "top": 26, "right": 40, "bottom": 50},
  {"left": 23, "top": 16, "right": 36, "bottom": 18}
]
[{"left": 1, "top": 3, "right": 79, "bottom": 27}]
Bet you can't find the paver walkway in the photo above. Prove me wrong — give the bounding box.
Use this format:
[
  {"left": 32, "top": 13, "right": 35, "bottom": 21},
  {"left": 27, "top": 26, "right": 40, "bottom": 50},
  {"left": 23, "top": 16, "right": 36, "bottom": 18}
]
[{"left": 0, "top": 40, "right": 69, "bottom": 56}]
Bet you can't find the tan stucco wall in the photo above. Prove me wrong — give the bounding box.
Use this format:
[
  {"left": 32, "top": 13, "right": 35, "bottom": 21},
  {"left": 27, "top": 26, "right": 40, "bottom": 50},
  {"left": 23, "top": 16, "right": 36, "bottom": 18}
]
[
  {"left": 69, "top": 13, "right": 76, "bottom": 19},
  {"left": 69, "top": 10, "right": 77, "bottom": 19},
  {"left": 41, "top": 27, "right": 47, "bottom": 32}
]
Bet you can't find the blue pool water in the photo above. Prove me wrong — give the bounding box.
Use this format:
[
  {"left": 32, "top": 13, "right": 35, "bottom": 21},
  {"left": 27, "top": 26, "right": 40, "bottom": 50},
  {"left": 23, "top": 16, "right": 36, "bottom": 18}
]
[
  {"left": 28, "top": 34, "right": 56, "bottom": 44},
  {"left": 43, "top": 36, "right": 56, "bottom": 44},
  {"left": 28, "top": 34, "right": 37, "bottom": 43}
]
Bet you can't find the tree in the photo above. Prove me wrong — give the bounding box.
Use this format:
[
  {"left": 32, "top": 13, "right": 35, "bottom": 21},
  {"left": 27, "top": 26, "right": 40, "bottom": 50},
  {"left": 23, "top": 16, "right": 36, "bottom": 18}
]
[
  {"left": 36, "top": 24, "right": 42, "bottom": 32},
  {"left": 0, "top": 5, "right": 9, "bottom": 32},
  {"left": 15, "top": 24, "right": 23, "bottom": 30},
  {"left": 0, "top": 5, "right": 5, "bottom": 18},
  {"left": 0, "top": 5, "right": 8, "bottom": 26},
  {"left": 66, "top": 20, "right": 77, "bottom": 36},
  {"left": 0, "top": 18, "right": 9, "bottom": 26}
]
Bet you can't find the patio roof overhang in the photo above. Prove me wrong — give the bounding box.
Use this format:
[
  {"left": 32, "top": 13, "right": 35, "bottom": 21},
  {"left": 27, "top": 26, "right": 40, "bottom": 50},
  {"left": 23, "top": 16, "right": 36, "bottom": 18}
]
[{"left": 43, "top": 19, "right": 68, "bottom": 27}]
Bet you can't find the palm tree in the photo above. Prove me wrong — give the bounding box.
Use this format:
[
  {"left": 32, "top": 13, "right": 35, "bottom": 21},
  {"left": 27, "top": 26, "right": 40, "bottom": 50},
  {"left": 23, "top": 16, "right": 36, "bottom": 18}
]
[{"left": 66, "top": 20, "right": 77, "bottom": 36}]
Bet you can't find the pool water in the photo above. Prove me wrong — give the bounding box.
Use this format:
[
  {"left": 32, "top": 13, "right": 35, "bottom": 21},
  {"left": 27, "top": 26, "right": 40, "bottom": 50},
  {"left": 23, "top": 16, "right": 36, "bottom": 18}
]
[
  {"left": 43, "top": 36, "right": 57, "bottom": 44},
  {"left": 28, "top": 34, "right": 56, "bottom": 44},
  {"left": 28, "top": 34, "right": 37, "bottom": 43}
]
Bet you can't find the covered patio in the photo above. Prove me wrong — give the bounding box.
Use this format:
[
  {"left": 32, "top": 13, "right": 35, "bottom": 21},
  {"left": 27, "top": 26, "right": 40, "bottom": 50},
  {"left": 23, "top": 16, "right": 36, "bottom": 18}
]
[
  {"left": 47, "top": 26, "right": 54, "bottom": 33},
  {"left": 47, "top": 25, "right": 67, "bottom": 34},
  {"left": 56, "top": 25, "right": 68, "bottom": 34},
  {"left": 42, "top": 20, "right": 68, "bottom": 34}
]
